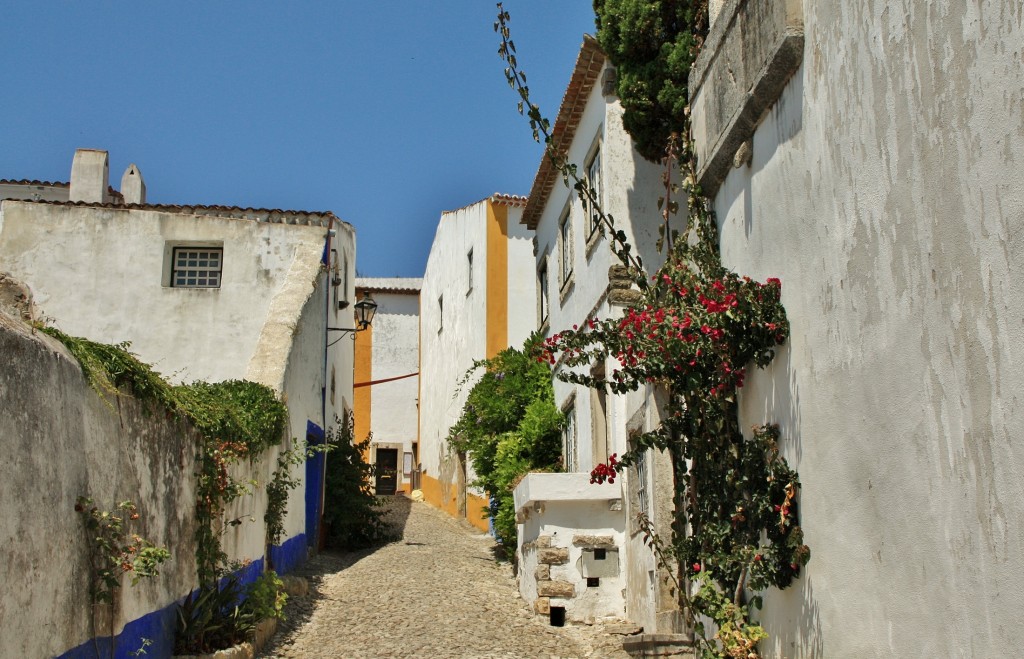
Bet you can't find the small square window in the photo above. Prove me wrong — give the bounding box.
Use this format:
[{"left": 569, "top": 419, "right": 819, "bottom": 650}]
[
  {"left": 594, "top": 548, "right": 607, "bottom": 560},
  {"left": 172, "top": 247, "right": 222, "bottom": 288}
]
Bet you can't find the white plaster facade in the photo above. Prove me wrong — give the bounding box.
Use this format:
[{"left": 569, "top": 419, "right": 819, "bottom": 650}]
[
  {"left": 513, "top": 37, "right": 677, "bottom": 630},
  {"left": 355, "top": 277, "right": 421, "bottom": 495},
  {"left": 417, "top": 195, "right": 535, "bottom": 528},
  {"left": 0, "top": 149, "right": 356, "bottom": 654},
  {"left": 690, "top": 1, "right": 1024, "bottom": 656}
]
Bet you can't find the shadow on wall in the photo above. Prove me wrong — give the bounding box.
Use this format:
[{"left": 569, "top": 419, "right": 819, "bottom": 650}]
[
  {"left": 739, "top": 344, "right": 823, "bottom": 655},
  {"left": 625, "top": 149, "right": 670, "bottom": 277},
  {"left": 741, "top": 61, "right": 805, "bottom": 239},
  {"left": 763, "top": 574, "right": 824, "bottom": 658}
]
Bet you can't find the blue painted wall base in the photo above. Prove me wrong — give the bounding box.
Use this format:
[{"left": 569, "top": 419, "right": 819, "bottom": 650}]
[{"left": 56, "top": 533, "right": 308, "bottom": 659}]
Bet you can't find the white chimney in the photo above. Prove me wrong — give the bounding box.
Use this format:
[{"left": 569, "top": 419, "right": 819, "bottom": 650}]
[
  {"left": 69, "top": 149, "right": 110, "bottom": 203},
  {"left": 121, "top": 163, "right": 146, "bottom": 205}
]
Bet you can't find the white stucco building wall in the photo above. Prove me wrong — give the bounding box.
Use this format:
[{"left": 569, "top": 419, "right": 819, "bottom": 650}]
[
  {"left": 0, "top": 149, "right": 356, "bottom": 617},
  {"left": 354, "top": 278, "right": 421, "bottom": 495},
  {"left": 514, "top": 36, "right": 677, "bottom": 631},
  {"left": 417, "top": 194, "right": 535, "bottom": 530},
  {"left": 690, "top": 1, "right": 1024, "bottom": 656}
]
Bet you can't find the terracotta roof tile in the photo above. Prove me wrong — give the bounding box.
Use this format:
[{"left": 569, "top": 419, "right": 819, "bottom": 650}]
[
  {"left": 0, "top": 179, "right": 69, "bottom": 187},
  {"left": 1, "top": 198, "right": 343, "bottom": 228},
  {"left": 441, "top": 192, "right": 527, "bottom": 216},
  {"left": 521, "top": 35, "right": 605, "bottom": 230},
  {"left": 356, "top": 277, "right": 423, "bottom": 293}
]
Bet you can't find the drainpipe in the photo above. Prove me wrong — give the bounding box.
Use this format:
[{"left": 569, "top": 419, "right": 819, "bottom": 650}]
[{"left": 318, "top": 216, "right": 335, "bottom": 551}]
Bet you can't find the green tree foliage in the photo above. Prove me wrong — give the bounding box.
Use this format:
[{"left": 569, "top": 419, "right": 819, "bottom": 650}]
[
  {"left": 593, "top": 0, "right": 708, "bottom": 161},
  {"left": 448, "top": 335, "right": 563, "bottom": 552},
  {"left": 322, "top": 413, "right": 390, "bottom": 549}
]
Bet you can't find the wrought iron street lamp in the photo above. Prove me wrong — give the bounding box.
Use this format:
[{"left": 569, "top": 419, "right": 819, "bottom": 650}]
[{"left": 328, "top": 291, "right": 377, "bottom": 340}]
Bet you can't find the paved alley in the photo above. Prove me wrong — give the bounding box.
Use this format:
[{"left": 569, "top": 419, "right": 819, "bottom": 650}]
[{"left": 261, "top": 498, "right": 632, "bottom": 659}]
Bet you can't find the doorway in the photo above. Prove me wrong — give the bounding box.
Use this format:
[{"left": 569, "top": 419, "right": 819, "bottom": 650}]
[{"left": 375, "top": 448, "right": 398, "bottom": 495}]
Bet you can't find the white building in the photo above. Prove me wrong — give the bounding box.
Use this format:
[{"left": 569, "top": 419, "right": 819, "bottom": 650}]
[
  {"left": 417, "top": 194, "right": 535, "bottom": 530},
  {"left": 687, "top": 1, "right": 1024, "bottom": 655},
  {"left": 512, "top": 36, "right": 679, "bottom": 632},
  {"left": 353, "top": 277, "right": 421, "bottom": 495},
  {"left": 0, "top": 147, "right": 355, "bottom": 582}
]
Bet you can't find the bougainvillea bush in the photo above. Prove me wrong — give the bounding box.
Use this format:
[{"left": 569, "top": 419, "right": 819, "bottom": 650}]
[{"left": 538, "top": 236, "right": 809, "bottom": 656}]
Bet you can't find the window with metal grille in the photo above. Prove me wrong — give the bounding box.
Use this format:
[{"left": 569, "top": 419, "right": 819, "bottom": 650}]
[{"left": 172, "top": 247, "right": 222, "bottom": 288}]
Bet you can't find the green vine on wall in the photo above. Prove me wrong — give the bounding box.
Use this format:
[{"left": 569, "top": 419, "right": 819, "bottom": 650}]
[
  {"left": 74, "top": 496, "right": 170, "bottom": 659},
  {"left": 496, "top": 5, "right": 808, "bottom": 657}
]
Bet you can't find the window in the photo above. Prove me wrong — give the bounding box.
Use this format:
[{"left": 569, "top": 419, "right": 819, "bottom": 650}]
[
  {"left": 585, "top": 145, "right": 602, "bottom": 238},
  {"left": 538, "top": 259, "right": 549, "bottom": 327},
  {"left": 438, "top": 295, "right": 444, "bottom": 333},
  {"left": 558, "top": 205, "right": 573, "bottom": 287},
  {"left": 590, "top": 363, "right": 608, "bottom": 468},
  {"left": 172, "top": 247, "right": 222, "bottom": 288},
  {"left": 633, "top": 441, "right": 650, "bottom": 520},
  {"left": 562, "top": 402, "right": 577, "bottom": 472},
  {"left": 467, "top": 249, "right": 474, "bottom": 294}
]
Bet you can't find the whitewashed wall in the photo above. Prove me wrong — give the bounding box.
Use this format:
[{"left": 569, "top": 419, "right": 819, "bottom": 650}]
[
  {"left": 419, "top": 201, "right": 491, "bottom": 488},
  {"left": 0, "top": 198, "right": 356, "bottom": 574},
  {"left": 528, "top": 60, "right": 671, "bottom": 630},
  {"left": 706, "top": 2, "right": 1024, "bottom": 655}
]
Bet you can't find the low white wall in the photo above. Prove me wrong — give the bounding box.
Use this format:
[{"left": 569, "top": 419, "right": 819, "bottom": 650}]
[{"left": 518, "top": 498, "right": 626, "bottom": 623}]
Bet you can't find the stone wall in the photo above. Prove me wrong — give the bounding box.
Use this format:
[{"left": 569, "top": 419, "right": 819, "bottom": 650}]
[{"left": 0, "top": 311, "right": 290, "bottom": 657}]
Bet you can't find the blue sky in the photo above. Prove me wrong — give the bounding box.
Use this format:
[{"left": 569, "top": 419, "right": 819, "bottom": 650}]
[{"left": 1, "top": 1, "right": 597, "bottom": 277}]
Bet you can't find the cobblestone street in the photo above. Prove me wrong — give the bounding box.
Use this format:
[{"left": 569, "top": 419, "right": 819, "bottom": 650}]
[{"left": 261, "top": 497, "right": 632, "bottom": 659}]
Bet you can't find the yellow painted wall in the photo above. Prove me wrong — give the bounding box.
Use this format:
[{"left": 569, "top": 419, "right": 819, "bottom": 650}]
[
  {"left": 354, "top": 317, "right": 372, "bottom": 461},
  {"left": 420, "top": 473, "right": 490, "bottom": 532},
  {"left": 485, "top": 201, "right": 509, "bottom": 359}
]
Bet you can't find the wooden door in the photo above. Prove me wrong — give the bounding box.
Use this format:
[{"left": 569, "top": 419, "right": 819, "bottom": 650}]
[{"left": 375, "top": 448, "right": 398, "bottom": 495}]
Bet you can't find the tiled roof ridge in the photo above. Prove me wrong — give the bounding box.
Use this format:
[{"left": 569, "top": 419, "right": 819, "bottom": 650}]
[
  {"left": 521, "top": 34, "right": 605, "bottom": 230},
  {"left": 0, "top": 179, "right": 69, "bottom": 187},
  {"left": 3, "top": 198, "right": 344, "bottom": 228},
  {"left": 356, "top": 277, "right": 423, "bottom": 292},
  {"left": 441, "top": 192, "right": 527, "bottom": 216}
]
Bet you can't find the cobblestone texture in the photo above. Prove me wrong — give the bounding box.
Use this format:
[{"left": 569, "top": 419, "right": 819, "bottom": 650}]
[{"left": 260, "top": 498, "right": 632, "bottom": 659}]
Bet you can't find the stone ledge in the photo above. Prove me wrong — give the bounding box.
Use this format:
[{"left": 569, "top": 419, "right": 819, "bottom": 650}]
[
  {"left": 537, "top": 580, "right": 576, "bottom": 598},
  {"left": 572, "top": 534, "right": 616, "bottom": 548},
  {"left": 621, "top": 633, "right": 693, "bottom": 657},
  {"left": 688, "top": 0, "right": 804, "bottom": 196}
]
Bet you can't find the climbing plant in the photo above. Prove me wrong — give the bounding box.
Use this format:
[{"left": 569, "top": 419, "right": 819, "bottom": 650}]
[
  {"left": 496, "top": 5, "right": 808, "bottom": 657},
  {"left": 74, "top": 496, "right": 170, "bottom": 659},
  {"left": 447, "top": 334, "right": 563, "bottom": 552}
]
